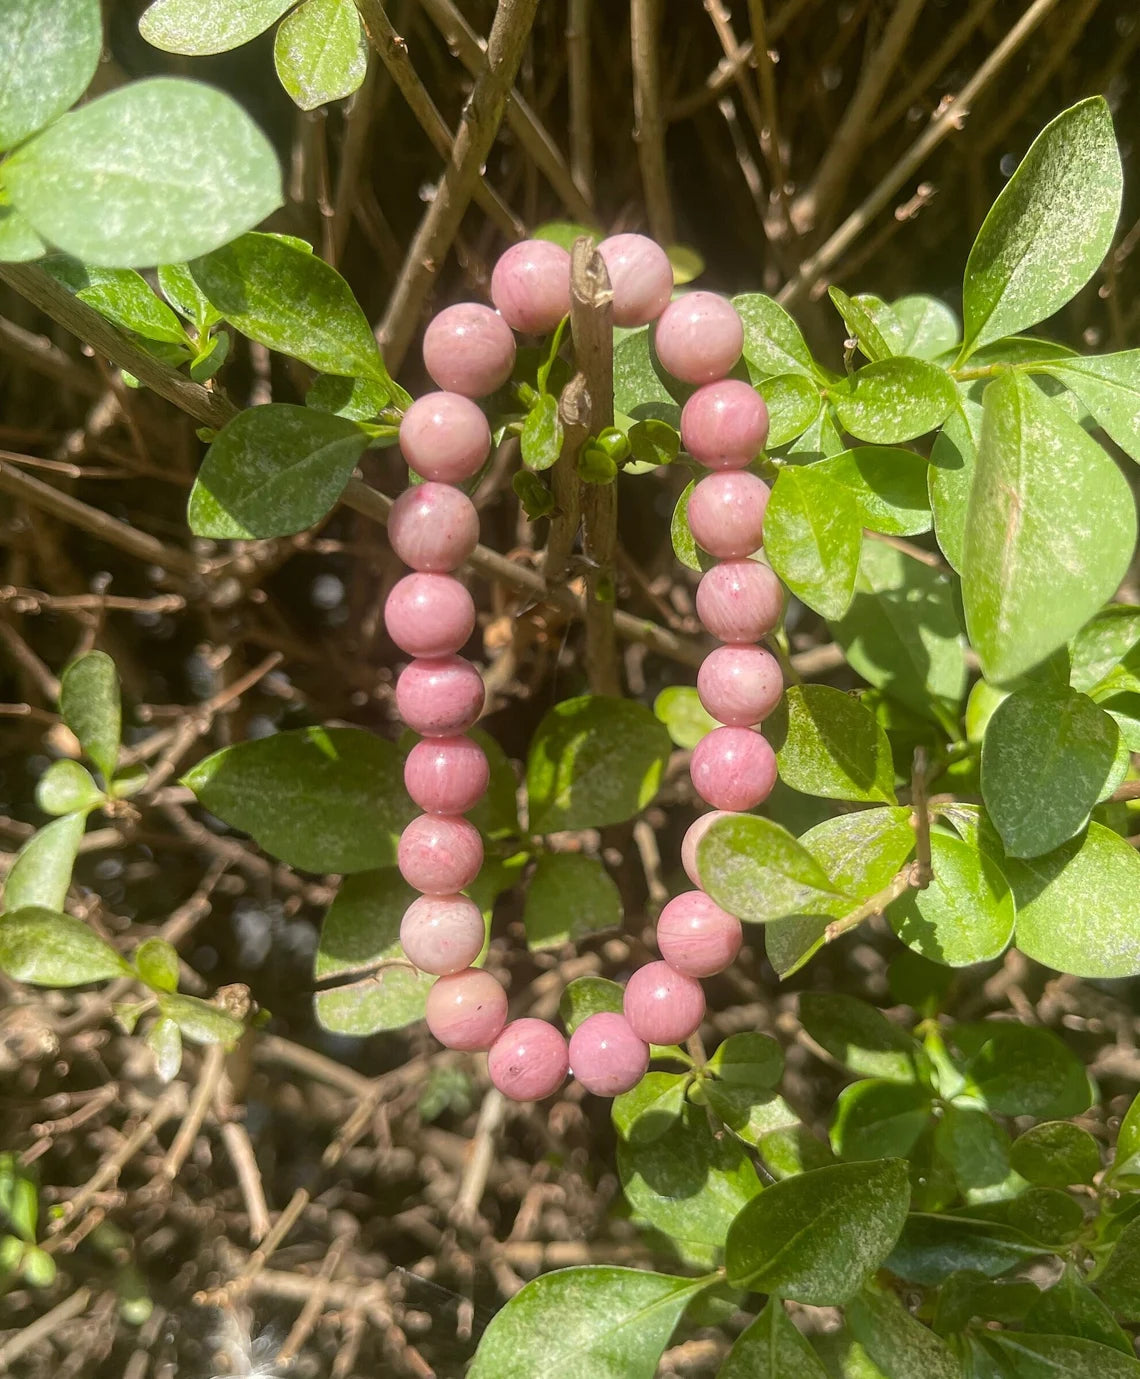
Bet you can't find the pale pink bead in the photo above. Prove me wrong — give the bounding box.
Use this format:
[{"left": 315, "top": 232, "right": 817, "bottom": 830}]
[
  {"left": 656, "top": 891, "right": 742, "bottom": 978},
  {"left": 400, "top": 893, "right": 485, "bottom": 975},
  {"left": 404, "top": 735, "right": 490, "bottom": 815},
  {"left": 491, "top": 240, "right": 572, "bottom": 334},
  {"left": 397, "top": 814, "right": 483, "bottom": 894},
  {"left": 422, "top": 303, "right": 516, "bottom": 398},
  {"left": 488, "top": 1018, "right": 570, "bottom": 1101},
  {"left": 623, "top": 961, "right": 705, "bottom": 1046},
  {"left": 400, "top": 392, "right": 491, "bottom": 483},
  {"left": 695, "top": 560, "right": 783, "bottom": 642},
  {"left": 385, "top": 573, "right": 475, "bottom": 658},
  {"left": 654, "top": 292, "right": 743, "bottom": 384},
  {"left": 681, "top": 810, "right": 731, "bottom": 888},
  {"left": 697, "top": 644, "right": 783, "bottom": 727},
  {"left": 687, "top": 472, "right": 769, "bottom": 558},
  {"left": 568, "top": 1012, "right": 649, "bottom": 1097},
  {"left": 681, "top": 380, "right": 769, "bottom": 468},
  {"left": 396, "top": 656, "right": 485, "bottom": 737},
  {"left": 596, "top": 233, "right": 673, "bottom": 327},
  {"left": 425, "top": 968, "right": 507, "bottom": 1050},
  {"left": 690, "top": 726, "right": 777, "bottom": 812},
  {"left": 388, "top": 482, "right": 479, "bottom": 573}
]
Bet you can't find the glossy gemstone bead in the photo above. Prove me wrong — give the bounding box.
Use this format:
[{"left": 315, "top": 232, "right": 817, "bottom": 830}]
[
  {"left": 697, "top": 644, "right": 783, "bottom": 726},
  {"left": 687, "top": 472, "right": 769, "bottom": 558},
  {"left": 388, "top": 482, "right": 479, "bottom": 573},
  {"left": 422, "top": 302, "right": 516, "bottom": 398},
  {"left": 385, "top": 573, "right": 475, "bottom": 658},
  {"left": 403, "top": 735, "right": 490, "bottom": 815},
  {"left": 397, "top": 814, "right": 483, "bottom": 894},
  {"left": 395, "top": 656, "right": 485, "bottom": 737},
  {"left": 488, "top": 1018, "right": 570, "bottom": 1101},
  {"left": 425, "top": 968, "right": 507, "bottom": 1050},
  {"left": 568, "top": 1012, "right": 649, "bottom": 1096},
  {"left": 491, "top": 240, "right": 572, "bottom": 334},
  {"left": 695, "top": 560, "right": 783, "bottom": 642},
  {"left": 623, "top": 961, "right": 705, "bottom": 1046},
  {"left": 400, "top": 894, "right": 485, "bottom": 975},
  {"left": 680, "top": 810, "right": 732, "bottom": 888},
  {"left": 596, "top": 233, "right": 674, "bottom": 327},
  {"left": 690, "top": 726, "right": 777, "bottom": 812},
  {"left": 655, "top": 890, "right": 742, "bottom": 977},
  {"left": 654, "top": 292, "right": 743, "bottom": 384},
  {"left": 400, "top": 392, "right": 491, "bottom": 483},
  {"left": 681, "top": 380, "right": 769, "bottom": 468}
]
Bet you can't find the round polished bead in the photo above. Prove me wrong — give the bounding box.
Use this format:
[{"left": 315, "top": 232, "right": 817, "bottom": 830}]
[
  {"left": 654, "top": 292, "right": 743, "bottom": 384},
  {"left": 388, "top": 482, "right": 479, "bottom": 573},
  {"left": 688, "top": 472, "right": 769, "bottom": 559},
  {"left": 680, "top": 810, "right": 731, "bottom": 888},
  {"left": 400, "top": 392, "right": 491, "bottom": 483},
  {"left": 656, "top": 890, "right": 742, "bottom": 978},
  {"left": 697, "top": 644, "right": 783, "bottom": 727},
  {"left": 568, "top": 1011, "right": 649, "bottom": 1097},
  {"left": 681, "top": 380, "right": 769, "bottom": 468},
  {"left": 395, "top": 656, "right": 485, "bottom": 737},
  {"left": 385, "top": 573, "right": 475, "bottom": 658},
  {"left": 596, "top": 233, "right": 674, "bottom": 327},
  {"left": 491, "top": 240, "right": 572, "bottom": 334},
  {"left": 425, "top": 968, "right": 507, "bottom": 1050},
  {"left": 422, "top": 303, "right": 516, "bottom": 398},
  {"left": 623, "top": 961, "right": 705, "bottom": 1046},
  {"left": 397, "top": 814, "right": 483, "bottom": 894},
  {"left": 404, "top": 735, "right": 490, "bottom": 815},
  {"left": 695, "top": 560, "right": 783, "bottom": 642},
  {"left": 400, "top": 894, "right": 485, "bottom": 975},
  {"left": 690, "top": 726, "right": 777, "bottom": 812},
  {"left": 488, "top": 1018, "right": 570, "bottom": 1101}
]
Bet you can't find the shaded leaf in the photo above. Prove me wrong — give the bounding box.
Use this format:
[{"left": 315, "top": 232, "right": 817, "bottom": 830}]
[
  {"left": 889, "top": 830, "right": 1015, "bottom": 967},
  {"left": 799, "top": 993, "right": 923, "bottom": 1082},
  {"left": 0, "top": 0, "right": 102, "bottom": 151},
  {"left": 830, "top": 1080, "right": 932, "bottom": 1161},
  {"left": 3, "top": 813, "right": 86, "bottom": 914},
  {"left": 718, "top": 1299, "right": 830, "bottom": 1379},
  {"left": 612, "top": 1073, "right": 688, "bottom": 1146},
  {"left": 523, "top": 852, "right": 621, "bottom": 949},
  {"left": 0, "top": 907, "right": 128, "bottom": 986},
  {"left": 698, "top": 814, "right": 842, "bottom": 927},
  {"left": 764, "top": 463, "right": 861, "bottom": 619},
  {"left": 773, "top": 684, "right": 896, "bottom": 804},
  {"left": 847, "top": 1285, "right": 960, "bottom": 1379},
  {"left": 812, "top": 447, "right": 932, "bottom": 536}
]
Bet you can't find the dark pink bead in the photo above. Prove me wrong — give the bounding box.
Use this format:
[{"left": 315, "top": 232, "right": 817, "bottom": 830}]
[
  {"left": 400, "top": 392, "right": 491, "bottom": 483},
  {"left": 568, "top": 1011, "right": 649, "bottom": 1097},
  {"left": 422, "top": 303, "right": 516, "bottom": 398},
  {"left": 487, "top": 1018, "right": 570, "bottom": 1101},
  {"left": 385, "top": 573, "right": 475, "bottom": 658},
  {"left": 687, "top": 472, "right": 769, "bottom": 559},
  {"left": 656, "top": 890, "right": 742, "bottom": 978},
  {"left": 388, "top": 482, "right": 479, "bottom": 573},
  {"left": 404, "top": 735, "right": 490, "bottom": 815},
  {"left": 395, "top": 656, "right": 485, "bottom": 737},
  {"left": 425, "top": 968, "right": 507, "bottom": 1050},
  {"left": 397, "top": 814, "right": 483, "bottom": 894},
  {"left": 695, "top": 560, "right": 783, "bottom": 642},
  {"left": 491, "top": 240, "right": 572, "bottom": 335},
  {"left": 680, "top": 810, "right": 731, "bottom": 888},
  {"left": 697, "top": 644, "right": 783, "bottom": 727},
  {"left": 689, "top": 726, "right": 777, "bottom": 812},
  {"left": 400, "top": 894, "right": 485, "bottom": 975},
  {"left": 623, "top": 961, "right": 705, "bottom": 1046},
  {"left": 681, "top": 380, "right": 769, "bottom": 468},
  {"left": 654, "top": 292, "right": 743, "bottom": 384},
  {"left": 596, "top": 233, "right": 673, "bottom": 327}
]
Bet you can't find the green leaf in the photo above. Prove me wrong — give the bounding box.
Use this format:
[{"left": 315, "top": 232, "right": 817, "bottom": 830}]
[
  {"left": 3, "top": 813, "right": 85, "bottom": 914},
  {"left": 613, "top": 328, "right": 680, "bottom": 426},
  {"left": 764, "top": 464, "right": 862, "bottom": 619},
  {"left": 191, "top": 232, "right": 387, "bottom": 381},
  {"left": 134, "top": 938, "right": 180, "bottom": 994},
  {"left": 784, "top": 404, "right": 845, "bottom": 462},
  {"left": 670, "top": 480, "right": 714, "bottom": 573},
  {"left": 523, "top": 852, "right": 621, "bottom": 950},
  {"left": 526, "top": 696, "right": 671, "bottom": 834},
  {"left": 758, "top": 374, "right": 821, "bottom": 448},
  {"left": 1042, "top": 352, "right": 1140, "bottom": 463},
  {"left": 306, "top": 373, "right": 389, "bottom": 421},
  {"left": 5, "top": 80, "right": 282, "bottom": 268},
  {"left": 42, "top": 257, "right": 190, "bottom": 347},
  {"left": 146, "top": 1016, "right": 182, "bottom": 1082},
  {"left": 140, "top": 0, "right": 297, "bottom": 53},
  {"left": 888, "top": 1214, "right": 1043, "bottom": 1284},
  {"left": 315, "top": 964, "right": 433, "bottom": 1036},
  {"left": 708, "top": 1032, "right": 784, "bottom": 1088},
  {"left": 705, "top": 1083, "right": 799, "bottom": 1148},
  {"left": 934, "top": 1271, "right": 1039, "bottom": 1335},
  {"left": 828, "top": 288, "right": 895, "bottom": 363},
  {"left": 0, "top": 0, "right": 102, "bottom": 151},
  {"left": 1070, "top": 606, "right": 1140, "bottom": 693},
  {"left": 758, "top": 1125, "right": 835, "bottom": 1181},
  {"left": 34, "top": 760, "right": 104, "bottom": 817},
  {"left": 467, "top": 1266, "right": 710, "bottom": 1379},
  {"left": 0, "top": 205, "right": 46, "bottom": 262},
  {"left": 520, "top": 393, "right": 563, "bottom": 471},
  {"left": 724, "top": 1159, "right": 910, "bottom": 1304},
  {"left": 653, "top": 687, "right": 715, "bottom": 749},
  {"left": 627, "top": 417, "right": 679, "bottom": 467},
  {"left": 847, "top": 1285, "right": 961, "bottom": 1379},
  {"left": 719, "top": 1299, "right": 831, "bottom": 1379},
  {"left": 958, "top": 1022, "right": 1091, "bottom": 1118},
  {"left": 559, "top": 975, "right": 623, "bottom": 1033},
  {"left": 183, "top": 726, "right": 414, "bottom": 874},
  {"left": 316, "top": 868, "right": 417, "bottom": 981},
  {"left": 928, "top": 394, "right": 982, "bottom": 573},
  {"left": 934, "top": 1104, "right": 1013, "bottom": 1198},
  {"left": 772, "top": 684, "right": 896, "bottom": 804},
  {"left": 0, "top": 907, "right": 129, "bottom": 985},
  {"left": 1114, "top": 1091, "right": 1140, "bottom": 1178},
  {"left": 811, "top": 448, "right": 932, "bottom": 536},
  {"left": 733, "top": 293, "right": 816, "bottom": 380},
  {"left": 1026, "top": 1267, "right": 1134, "bottom": 1353},
  {"left": 962, "top": 372, "right": 1136, "bottom": 684},
  {"left": 889, "top": 830, "right": 1014, "bottom": 967},
  {"left": 612, "top": 1072, "right": 688, "bottom": 1146},
  {"left": 1010, "top": 1123, "right": 1100, "bottom": 1188},
  {"left": 188, "top": 404, "right": 368, "bottom": 539},
  {"left": 698, "top": 814, "right": 842, "bottom": 927},
  {"left": 832, "top": 359, "right": 956, "bottom": 444},
  {"left": 799, "top": 993, "right": 923, "bottom": 1082},
  {"left": 59, "top": 651, "right": 121, "bottom": 782},
  {"left": 157, "top": 261, "right": 219, "bottom": 331},
  {"left": 981, "top": 1332, "right": 1140, "bottom": 1379},
  {"left": 981, "top": 684, "right": 1119, "bottom": 857},
  {"left": 273, "top": 0, "right": 367, "bottom": 109},
  {"left": 830, "top": 1080, "right": 932, "bottom": 1160},
  {"left": 962, "top": 98, "right": 1123, "bottom": 356},
  {"left": 892, "top": 295, "right": 961, "bottom": 361},
  {"left": 158, "top": 992, "right": 244, "bottom": 1047},
  {"left": 1093, "top": 1217, "right": 1140, "bottom": 1320},
  {"left": 189, "top": 328, "right": 230, "bottom": 382}
]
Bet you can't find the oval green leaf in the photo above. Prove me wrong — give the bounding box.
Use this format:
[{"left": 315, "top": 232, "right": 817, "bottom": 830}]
[
  {"left": 1010, "top": 1122, "right": 1101, "bottom": 1188},
  {"left": 3, "top": 812, "right": 86, "bottom": 914},
  {"left": 0, "top": 907, "right": 129, "bottom": 986},
  {"left": 763, "top": 464, "right": 862, "bottom": 619},
  {"left": 698, "top": 813, "right": 843, "bottom": 927},
  {"left": 772, "top": 684, "right": 896, "bottom": 804},
  {"left": 274, "top": 0, "right": 368, "bottom": 110},
  {"left": 889, "top": 830, "right": 1015, "bottom": 967},
  {"left": 0, "top": 0, "right": 102, "bottom": 151},
  {"left": 140, "top": 0, "right": 297, "bottom": 54},
  {"left": 832, "top": 358, "right": 956, "bottom": 444},
  {"left": 60, "top": 650, "right": 121, "bottom": 782},
  {"left": 523, "top": 852, "right": 621, "bottom": 950},
  {"left": 719, "top": 1299, "right": 830, "bottom": 1379}
]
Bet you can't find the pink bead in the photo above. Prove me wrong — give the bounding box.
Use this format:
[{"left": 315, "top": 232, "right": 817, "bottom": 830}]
[
  {"left": 687, "top": 472, "right": 769, "bottom": 558},
  {"left": 596, "top": 233, "right": 674, "bottom": 327},
  {"left": 681, "top": 810, "right": 732, "bottom": 888},
  {"left": 491, "top": 240, "right": 572, "bottom": 335},
  {"left": 425, "top": 968, "right": 507, "bottom": 1050},
  {"left": 385, "top": 573, "right": 475, "bottom": 658},
  {"left": 697, "top": 645, "right": 783, "bottom": 727},
  {"left": 681, "top": 380, "right": 769, "bottom": 468},
  {"left": 422, "top": 303, "right": 516, "bottom": 398},
  {"left": 690, "top": 726, "right": 777, "bottom": 812},
  {"left": 488, "top": 1018, "right": 570, "bottom": 1101},
  {"left": 695, "top": 560, "right": 783, "bottom": 642},
  {"left": 623, "top": 961, "right": 705, "bottom": 1046},
  {"left": 397, "top": 814, "right": 483, "bottom": 894},
  {"left": 654, "top": 292, "right": 744, "bottom": 384},
  {"left": 404, "top": 735, "right": 490, "bottom": 815},
  {"left": 568, "top": 1012, "right": 649, "bottom": 1097},
  {"left": 388, "top": 482, "right": 479, "bottom": 573},
  {"left": 400, "top": 894, "right": 485, "bottom": 975},
  {"left": 396, "top": 656, "right": 485, "bottom": 737},
  {"left": 400, "top": 392, "right": 491, "bottom": 483},
  {"left": 656, "top": 891, "right": 742, "bottom": 978}
]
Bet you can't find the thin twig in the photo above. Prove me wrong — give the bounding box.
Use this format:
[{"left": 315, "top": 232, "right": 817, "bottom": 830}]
[
  {"left": 0, "top": 1288, "right": 94, "bottom": 1367},
  {"left": 566, "top": 0, "right": 594, "bottom": 202},
  {"left": 221, "top": 1120, "right": 272, "bottom": 1243},
  {"left": 630, "top": 0, "right": 675, "bottom": 244},
  {"left": 275, "top": 1237, "right": 349, "bottom": 1367},
  {"left": 162, "top": 1043, "right": 226, "bottom": 1180},
  {"left": 452, "top": 1088, "right": 507, "bottom": 1227}
]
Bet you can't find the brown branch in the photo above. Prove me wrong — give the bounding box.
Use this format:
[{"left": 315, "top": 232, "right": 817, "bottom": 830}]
[
  {"left": 0, "top": 1288, "right": 94, "bottom": 1368},
  {"left": 630, "top": 0, "right": 675, "bottom": 245},
  {"left": 566, "top": 0, "right": 594, "bottom": 202}
]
